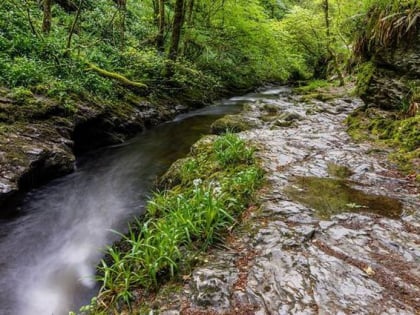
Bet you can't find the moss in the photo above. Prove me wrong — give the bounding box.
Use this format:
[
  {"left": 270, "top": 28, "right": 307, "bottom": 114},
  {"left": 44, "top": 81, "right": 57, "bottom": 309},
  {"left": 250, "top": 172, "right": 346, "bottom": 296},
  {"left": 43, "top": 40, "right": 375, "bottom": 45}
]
[
  {"left": 7, "top": 87, "right": 34, "bottom": 104},
  {"left": 260, "top": 114, "right": 278, "bottom": 122},
  {"left": 367, "top": 114, "right": 420, "bottom": 152},
  {"left": 159, "top": 157, "right": 206, "bottom": 188},
  {"left": 122, "top": 92, "right": 148, "bottom": 106},
  {"left": 86, "top": 62, "right": 148, "bottom": 89},
  {"left": 133, "top": 282, "right": 183, "bottom": 313},
  {"left": 294, "top": 80, "right": 330, "bottom": 93},
  {"left": 356, "top": 61, "right": 375, "bottom": 96},
  {"left": 347, "top": 108, "right": 420, "bottom": 174},
  {"left": 327, "top": 163, "right": 353, "bottom": 179},
  {"left": 389, "top": 148, "right": 420, "bottom": 174},
  {"left": 210, "top": 114, "right": 255, "bottom": 134},
  {"left": 0, "top": 123, "right": 30, "bottom": 163},
  {"left": 262, "top": 103, "right": 279, "bottom": 114},
  {"left": 394, "top": 116, "right": 420, "bottom": 151},
  {"left": 272, "top": 120, "right": 293, "bottom": 128},
  {"left": 190, "top": 135, "right": 217, "bottom": 155},
  {"left": 345, "top": 110, "right": 370, "bottom": 142},
  {"left": 285, "top": 176, "right": 402, "bottom": 219},
  {"left": 410, "top": 81, "right": 420, "bottom": 102},
  {"left": 299, "top": 92, "right": 333, "bottom": 102}
]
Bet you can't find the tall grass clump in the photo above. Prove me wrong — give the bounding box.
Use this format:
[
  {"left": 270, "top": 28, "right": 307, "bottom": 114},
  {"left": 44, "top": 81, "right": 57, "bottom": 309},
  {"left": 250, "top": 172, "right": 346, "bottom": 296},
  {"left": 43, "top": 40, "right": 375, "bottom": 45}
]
[
  {"left": 354, "top": 0, "right": 420, "bottom": 58},
  {"left": 92, "top": 132, "right": 264, "bottom": 313}
]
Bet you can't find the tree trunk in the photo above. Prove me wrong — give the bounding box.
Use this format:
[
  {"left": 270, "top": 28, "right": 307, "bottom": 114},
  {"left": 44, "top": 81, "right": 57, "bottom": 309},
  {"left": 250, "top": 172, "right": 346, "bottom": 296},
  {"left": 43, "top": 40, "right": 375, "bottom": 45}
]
[
  {"left": 165, "top": 0, "right": 184, "bottom": 77},
  {"left": 186, "top": 0, "right": 194, "bottom": 25},
  {"left": 66, "top": 0, "right": 83, "bottom": 54},
  {"left": 42, "top": 0, "right": 52, "bottom": 34},
  {"left": 86, "top": 62, "right": 147, "bottom": 90},
  {"left": 23, "top": 0, "right": 38, "bottom": 36},
  {"left": 323, "top": 0, "right": 345, "bottom": 86},
  {"left": 168, "top": 0, "right": 185, "bottom": 62},
  {"left": 156, "top": 0, "right": 165, "bottom": 51},
  {"left": 117, "top": 0, "right": 127, "bottom": 49}
]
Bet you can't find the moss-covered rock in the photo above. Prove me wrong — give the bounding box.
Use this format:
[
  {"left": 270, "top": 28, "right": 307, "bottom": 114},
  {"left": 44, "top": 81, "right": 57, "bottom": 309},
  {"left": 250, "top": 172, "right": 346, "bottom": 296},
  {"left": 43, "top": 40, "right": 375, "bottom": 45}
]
[
  {"left": 327, "top": 163, "right": 353, "bottom": 179},
  {"left": 158, "top": 157, "right": 195, "bottom": 189},
  {"left": 356, "top": 61, "right": 375, "bottom": 96},
  {"left": 210, "top": 114, "right": 256, "bottom": 134},
  {"left": 300, "top": 92, "right": 335, "bottom": 102},
  {"left": 356, "top": 27, "right": 420, "bottom": 111},
  {"left": 0, "top": 84, "right": 181, "bottom": 213},
  {"left": 0, "top": 121, "right": 75, "bottom": 213},
  {"left": 346, "top": 108, "right": 420, "bottom": 175}
]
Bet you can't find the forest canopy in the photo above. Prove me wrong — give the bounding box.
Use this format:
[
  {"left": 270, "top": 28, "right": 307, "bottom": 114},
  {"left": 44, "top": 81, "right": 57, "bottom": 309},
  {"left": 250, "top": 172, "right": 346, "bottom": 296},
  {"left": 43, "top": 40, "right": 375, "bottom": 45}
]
[{"left": 0, "top": 0, "right": 373, "bottom": 104}]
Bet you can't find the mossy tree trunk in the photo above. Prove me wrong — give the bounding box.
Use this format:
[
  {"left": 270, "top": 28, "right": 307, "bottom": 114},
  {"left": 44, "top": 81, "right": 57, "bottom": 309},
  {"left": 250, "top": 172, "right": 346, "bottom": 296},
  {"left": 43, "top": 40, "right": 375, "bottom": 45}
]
[
  {"left": 166, "top": 0, "right": 185, "bottom": 77},
  {"left": 86, "top": 62, "right": 148, "bottom": 91},
  {"left": 186, "top": 0, "right": 194, "bottom": 25},
  {"left": 168, "top": 0, "right": 185, "bottom": 61},
  {"left": 66, "top": 0, "right": 83, "bottom": 53},
  {"left": 156, "top": 0, "right": 165, "bottom": 52},
  {"left": 323, "top": 0, "right": 345, "bottom": 86},
  {"left": 42, "top": 0, "right": 52, "bottom": 34},
  {"left": 115, "top": 0, "right": 127, "bottom": 49}
]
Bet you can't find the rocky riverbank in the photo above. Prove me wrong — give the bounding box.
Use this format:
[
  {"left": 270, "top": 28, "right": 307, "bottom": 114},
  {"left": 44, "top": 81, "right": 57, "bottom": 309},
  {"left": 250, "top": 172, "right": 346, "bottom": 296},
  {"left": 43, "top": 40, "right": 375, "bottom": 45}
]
[
  {"left": 0, "top": 88, "right": 185, "bottom": 215},
  {"left": 145, "top": 87, "right": 419, "bottom": 314}
]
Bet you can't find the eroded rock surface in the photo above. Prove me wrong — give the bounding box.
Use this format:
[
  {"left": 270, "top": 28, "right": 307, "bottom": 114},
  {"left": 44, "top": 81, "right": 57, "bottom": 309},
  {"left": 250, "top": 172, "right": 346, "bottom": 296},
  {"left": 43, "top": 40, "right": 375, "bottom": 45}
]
[
  {"left": 153, "top": 88, "right": 419, "bottom": 314},
  {"left": 359, "top": 31, "right": 420, "bottom": 110},
  {"left": 0, "top": 90, "right": 176, "bottom": 214}
]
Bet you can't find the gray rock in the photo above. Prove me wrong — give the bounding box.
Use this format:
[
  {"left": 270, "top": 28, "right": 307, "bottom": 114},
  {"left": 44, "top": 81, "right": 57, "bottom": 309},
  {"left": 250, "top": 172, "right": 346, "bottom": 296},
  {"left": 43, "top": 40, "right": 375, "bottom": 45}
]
[
  {"left": 144, "top": 86, "right": 420, "bottom": 314},
  {"left": 190, "top": 263, "right": 237, "bottom": 309},
  {"left": 359, "top": 31, "right": 420, "bottom": 110}
]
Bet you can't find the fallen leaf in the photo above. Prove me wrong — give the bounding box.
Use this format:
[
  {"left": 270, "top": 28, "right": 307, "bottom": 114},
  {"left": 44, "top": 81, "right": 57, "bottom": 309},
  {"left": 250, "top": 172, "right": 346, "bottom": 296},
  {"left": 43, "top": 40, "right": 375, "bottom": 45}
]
[{"left": 364, "top": 265, "right": 375, "bottom": 276}]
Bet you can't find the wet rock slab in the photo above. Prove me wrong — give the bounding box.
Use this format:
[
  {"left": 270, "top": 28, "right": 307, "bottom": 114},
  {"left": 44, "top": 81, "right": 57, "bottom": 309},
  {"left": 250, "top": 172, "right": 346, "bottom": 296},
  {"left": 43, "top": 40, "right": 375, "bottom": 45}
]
[{"left": 153, "top": 88, "right": 420, "bottom": 314}]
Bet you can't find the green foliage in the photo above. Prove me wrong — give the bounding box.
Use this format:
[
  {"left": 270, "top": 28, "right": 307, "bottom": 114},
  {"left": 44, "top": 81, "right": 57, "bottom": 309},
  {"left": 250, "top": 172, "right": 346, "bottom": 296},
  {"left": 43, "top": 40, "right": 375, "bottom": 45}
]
[
  {"left": 294, "top": 80, "right": 330, "bottom": 93},
  {"left": 356, "top": 61, "right": 375, "bottom": 95},
  {"left": 5, "top": 57, "right": 49, "bottom": 87},
  {"left": 278, "top": 5, "right": 327, "bottom": 78},
  {"left": 93, "top": 133, "right": 263, "bottom": 312},
  {"left": 0, "top": 0, "right": 365, "bottom": 104},
  {"left": 214, "top": 133, "right": 255, "bottom": 166},
  {"left": 346, "top": 109, "right": 420, "bottom": 174},
  {"left": 354, "top": 0, "right": 420, "bottom": 57},
  {"left": 8, "top": 86, "right": 34, "bottom": 104},
  {"left": 0, "top": 0, "right": 312, "bottom": 106}
]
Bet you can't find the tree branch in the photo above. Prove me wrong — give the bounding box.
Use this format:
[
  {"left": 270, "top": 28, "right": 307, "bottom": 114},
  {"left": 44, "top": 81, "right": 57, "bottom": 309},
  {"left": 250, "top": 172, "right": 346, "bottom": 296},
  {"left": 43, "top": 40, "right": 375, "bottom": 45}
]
[{"left": 86, "top": 63, "right": 148, "bottom": 90}]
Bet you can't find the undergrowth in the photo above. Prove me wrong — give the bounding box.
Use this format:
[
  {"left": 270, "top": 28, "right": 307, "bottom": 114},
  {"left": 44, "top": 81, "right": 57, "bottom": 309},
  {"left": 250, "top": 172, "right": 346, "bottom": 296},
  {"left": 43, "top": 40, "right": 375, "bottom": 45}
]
[
  {"left": 346, "top": 109, "right": 420, "bottom": 177},
  {"left": 354, "top": 0, "right": 420, "bottom": 58},
  {"left": 78, "top": 132, "right": 264, "bottom": 314}
]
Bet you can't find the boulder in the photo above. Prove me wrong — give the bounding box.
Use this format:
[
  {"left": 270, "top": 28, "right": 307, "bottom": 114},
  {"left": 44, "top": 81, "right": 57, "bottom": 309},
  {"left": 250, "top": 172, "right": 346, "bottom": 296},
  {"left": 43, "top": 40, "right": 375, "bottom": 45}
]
[{"left": 210, "top": 114, "right": 257, "bottom": 134}]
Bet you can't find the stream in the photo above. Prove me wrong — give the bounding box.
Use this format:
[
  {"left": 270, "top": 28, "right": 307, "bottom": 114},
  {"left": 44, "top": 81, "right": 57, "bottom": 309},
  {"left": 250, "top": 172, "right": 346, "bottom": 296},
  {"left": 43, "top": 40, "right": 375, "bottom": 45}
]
[{"left": 0, "top": 89, "right": 275, "bottom": 315}]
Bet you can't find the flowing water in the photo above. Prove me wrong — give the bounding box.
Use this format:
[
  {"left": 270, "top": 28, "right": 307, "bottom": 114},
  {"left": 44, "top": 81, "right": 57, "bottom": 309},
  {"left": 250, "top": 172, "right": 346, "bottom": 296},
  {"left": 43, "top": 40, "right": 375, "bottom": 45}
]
[{"left": 0, "top": 90, "right": 279, "bottom": 315}]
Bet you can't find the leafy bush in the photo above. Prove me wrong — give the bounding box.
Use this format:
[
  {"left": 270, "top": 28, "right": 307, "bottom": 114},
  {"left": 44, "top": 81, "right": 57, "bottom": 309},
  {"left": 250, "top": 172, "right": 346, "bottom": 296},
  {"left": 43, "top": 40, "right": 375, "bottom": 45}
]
[
  {"left": 7, "top": 57, "right": 50, "bottom": 87},
  {"left": 354, "top": 0, "right": 420, "bottom": 57}
]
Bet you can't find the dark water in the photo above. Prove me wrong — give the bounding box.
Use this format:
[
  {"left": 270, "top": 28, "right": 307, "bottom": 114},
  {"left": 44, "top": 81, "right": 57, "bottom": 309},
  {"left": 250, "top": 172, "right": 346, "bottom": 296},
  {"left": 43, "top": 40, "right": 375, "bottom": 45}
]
[{"left": 0, "top": 89, "right": 282, "bottom": 315}]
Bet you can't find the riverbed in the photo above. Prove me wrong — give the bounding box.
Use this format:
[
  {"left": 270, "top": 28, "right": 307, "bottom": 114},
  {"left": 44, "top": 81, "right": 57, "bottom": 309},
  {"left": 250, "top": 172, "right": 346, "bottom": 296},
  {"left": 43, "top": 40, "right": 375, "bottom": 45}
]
[{"left": 0, "top": 89, "right": 274, "bottom": 315}]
